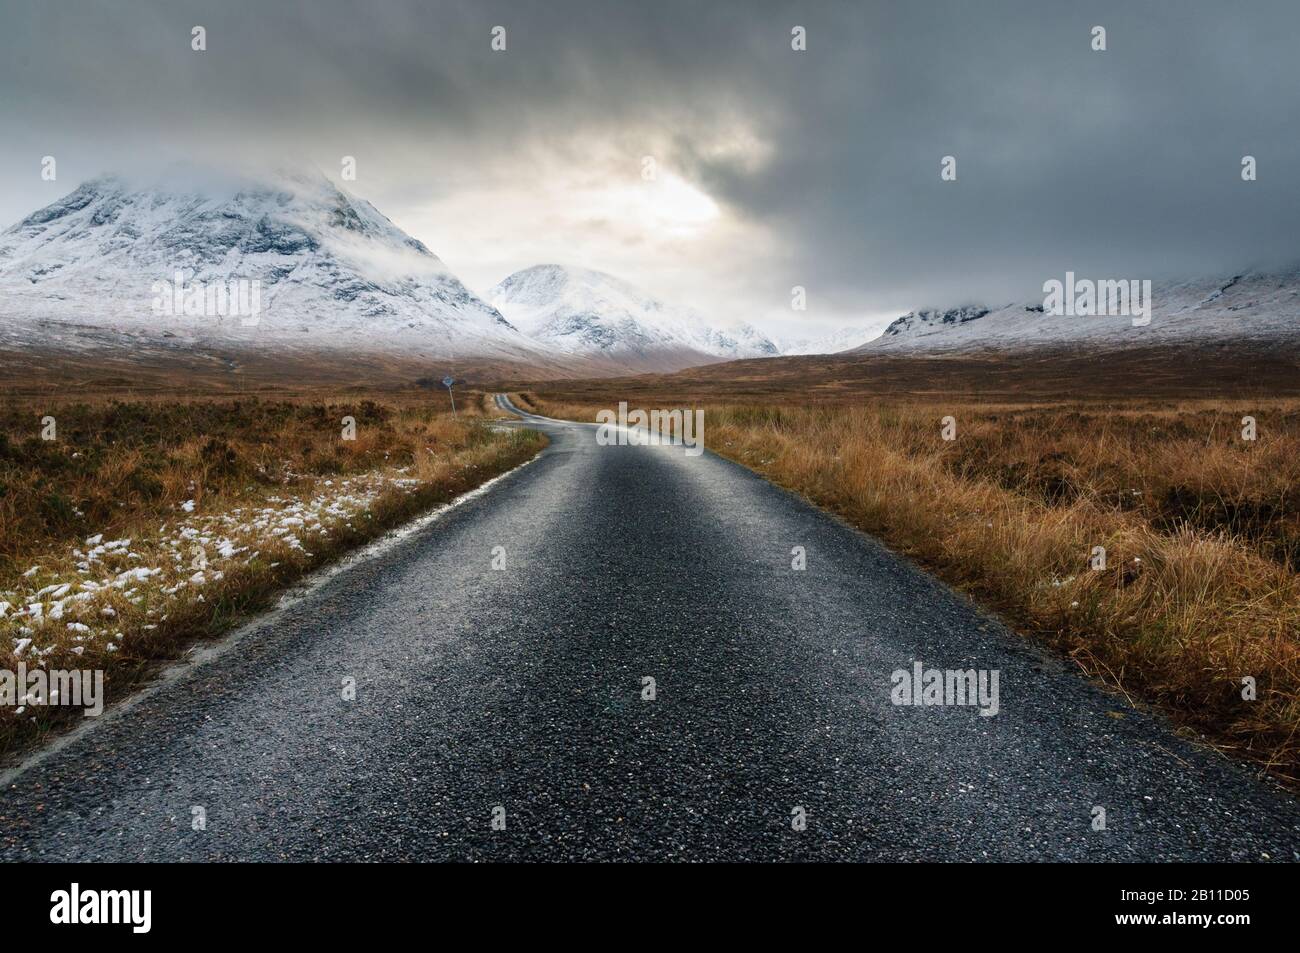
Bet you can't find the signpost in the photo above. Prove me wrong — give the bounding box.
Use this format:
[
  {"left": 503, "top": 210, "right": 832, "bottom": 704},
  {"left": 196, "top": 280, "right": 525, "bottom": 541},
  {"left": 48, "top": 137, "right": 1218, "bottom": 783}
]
[{"left": 442, "top": 375, "right": 457, "bottom": 418}]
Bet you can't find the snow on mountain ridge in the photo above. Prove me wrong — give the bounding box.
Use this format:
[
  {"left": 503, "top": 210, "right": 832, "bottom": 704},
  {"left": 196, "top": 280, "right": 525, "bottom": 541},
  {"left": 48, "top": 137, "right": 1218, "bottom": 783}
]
[
  {"left": 858, "top": 272, "right": 1300, "bottom": 354},
  {"left": 487, "top": 264, "right": 778, "bottom": 367},
  {"left": 777, "top": 325, "right": 881, "bottom": 355},
  {"left": 0, "top": 167, "right": 537, "bottom": 359},
  {"left": 879, "top": 306, "right": 991, "bottom": 339}
]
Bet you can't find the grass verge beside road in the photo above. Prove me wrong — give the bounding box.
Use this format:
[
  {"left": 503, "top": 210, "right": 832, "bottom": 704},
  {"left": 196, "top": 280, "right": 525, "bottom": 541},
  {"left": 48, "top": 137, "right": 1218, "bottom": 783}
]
[{"left": 0, "top": 392, "right": 544, "bottom": 761}]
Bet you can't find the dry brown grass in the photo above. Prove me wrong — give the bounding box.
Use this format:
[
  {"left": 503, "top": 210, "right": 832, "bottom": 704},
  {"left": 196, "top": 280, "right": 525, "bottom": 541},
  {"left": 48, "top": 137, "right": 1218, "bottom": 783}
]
[
  {"left": 0, "top": 390, "right": 505, "bottom": 564},
  {"left": 0, "top": 392, "right": 544, "bottom": 760},
  {"left": 526, "top": 392, "right": 1300, "bottom": 785}
]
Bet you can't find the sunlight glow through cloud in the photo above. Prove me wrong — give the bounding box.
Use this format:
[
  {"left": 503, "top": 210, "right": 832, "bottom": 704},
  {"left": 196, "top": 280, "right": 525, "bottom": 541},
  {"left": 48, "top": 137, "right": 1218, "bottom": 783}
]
[{"left": 581, "top": 173, "right": 721, "bottom": 237}]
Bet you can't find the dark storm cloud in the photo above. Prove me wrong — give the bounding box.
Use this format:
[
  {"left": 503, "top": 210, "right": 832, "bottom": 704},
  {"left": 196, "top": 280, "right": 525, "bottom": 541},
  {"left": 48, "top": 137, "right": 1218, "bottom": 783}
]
[{"left": 2, "top": 0, "right": 1297, "bottom": 322}]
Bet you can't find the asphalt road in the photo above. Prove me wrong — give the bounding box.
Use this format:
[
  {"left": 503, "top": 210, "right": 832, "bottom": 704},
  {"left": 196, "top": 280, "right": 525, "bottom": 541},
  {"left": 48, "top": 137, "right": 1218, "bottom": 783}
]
[{"left": 2, "top": 394, "right": 1298, "bottom": 861}]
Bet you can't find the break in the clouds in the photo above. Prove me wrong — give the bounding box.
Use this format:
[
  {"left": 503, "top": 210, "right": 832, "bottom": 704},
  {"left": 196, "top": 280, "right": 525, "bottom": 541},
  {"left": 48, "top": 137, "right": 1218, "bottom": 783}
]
[{"left": 2, "top": 0, "right": 1298, "bottom": 338}]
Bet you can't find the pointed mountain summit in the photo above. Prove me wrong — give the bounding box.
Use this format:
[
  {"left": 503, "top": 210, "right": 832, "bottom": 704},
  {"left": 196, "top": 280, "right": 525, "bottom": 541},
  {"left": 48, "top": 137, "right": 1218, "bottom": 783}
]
[
  {"left": 487, "top": 264, "right": 778, "bottom": 373},
  {"left": 0, "top": 165, "right": 540, "bottom": 361}
]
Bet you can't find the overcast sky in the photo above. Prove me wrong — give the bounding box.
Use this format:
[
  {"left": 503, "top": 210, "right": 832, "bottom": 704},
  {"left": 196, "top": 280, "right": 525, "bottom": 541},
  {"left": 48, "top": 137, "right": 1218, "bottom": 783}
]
[{"left": 2, "top": 0, "right": 1298, "bottom": 339}]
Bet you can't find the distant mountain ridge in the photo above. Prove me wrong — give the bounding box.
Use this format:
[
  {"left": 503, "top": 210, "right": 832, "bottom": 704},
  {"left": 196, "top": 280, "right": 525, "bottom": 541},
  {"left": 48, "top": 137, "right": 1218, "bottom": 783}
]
[
  {"left": 487, "top": 264, "right": 779, "bottom": 373},
  {"left": 11, "top": 170, "right": 1286, "bottom": 375},
  {"left": 0, "top": 170, "right": 797, "bottom": 374},
  {"left": 777, "top": 325, "right": 880, "bottom": 355},
  {"left": 856, "top": 272, "right": 1300, "bottom": 354},
  {"left": 0, "top": 167, "right": 543, "bottom": 362}
]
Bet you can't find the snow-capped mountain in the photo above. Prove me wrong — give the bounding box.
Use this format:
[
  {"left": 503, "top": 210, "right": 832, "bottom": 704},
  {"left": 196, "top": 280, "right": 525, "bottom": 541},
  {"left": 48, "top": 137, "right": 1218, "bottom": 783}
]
[
  {"left": 487, "top": 264, "right": 778, "bottom": 372},
  {"left": 777, "top": 325, "right": 880, "bottom": 355},
  {"left": 858, "top": 273, "right": 1300, "bottom": 354},
  {"left": 0, "top": 167, "right": 544, "bottom": 361}
]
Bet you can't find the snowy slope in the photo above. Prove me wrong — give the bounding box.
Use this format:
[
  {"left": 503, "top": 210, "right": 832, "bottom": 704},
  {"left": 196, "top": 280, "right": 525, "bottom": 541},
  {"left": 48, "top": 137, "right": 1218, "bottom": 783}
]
[
  {"left": 0, "top": 167, "right": 545, "bottom": 360},
  {"left": 859, "top": 273, "right": 1300, "bottom": 354},
  {"left": 487, "top": 264, "right": 778, "bottom": 371},
  {"left": 777, "top": 325, "right": 880, "bottom": 355}
]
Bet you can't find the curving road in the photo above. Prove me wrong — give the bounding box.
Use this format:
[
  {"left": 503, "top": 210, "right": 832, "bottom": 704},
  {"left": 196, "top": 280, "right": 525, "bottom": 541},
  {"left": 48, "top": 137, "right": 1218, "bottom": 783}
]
[{"left": 1, "top": 394, "right": 1298, "bottom": 861}]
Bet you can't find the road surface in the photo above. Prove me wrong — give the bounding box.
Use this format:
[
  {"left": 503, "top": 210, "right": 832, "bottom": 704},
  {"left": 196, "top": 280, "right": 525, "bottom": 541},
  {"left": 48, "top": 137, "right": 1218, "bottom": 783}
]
[{"left": 1, "top": 394, "right": 1298, "bottom": 861}]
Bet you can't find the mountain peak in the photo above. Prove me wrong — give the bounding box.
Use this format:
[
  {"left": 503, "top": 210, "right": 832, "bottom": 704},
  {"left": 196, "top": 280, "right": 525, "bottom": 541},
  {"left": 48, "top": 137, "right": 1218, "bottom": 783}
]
[
  {"left": 487, "top": 264, "right": 777, "bottom": 370},
  {"left": 0, "top": 166, "right": 535, "bottom": 358}
]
